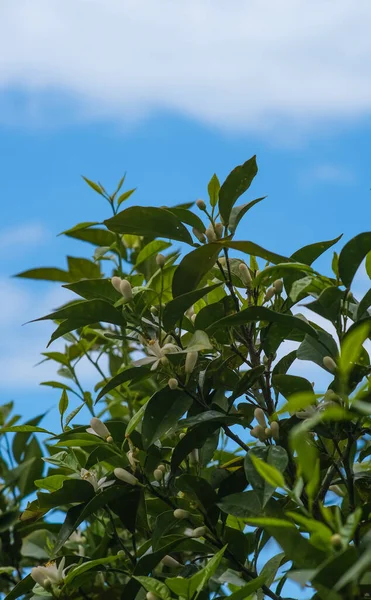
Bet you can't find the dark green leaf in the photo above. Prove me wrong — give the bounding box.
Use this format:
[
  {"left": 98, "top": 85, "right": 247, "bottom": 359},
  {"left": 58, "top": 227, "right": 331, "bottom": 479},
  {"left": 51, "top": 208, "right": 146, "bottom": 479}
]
[
  {"left": 232, "top": 365, "right": 265, "bottom": 400},
  {"left": 272, "top": 351, "right": 297, "bottom": 376},
  {"left": 14, "top": 267, "right": 70, "bottom": 282},
  {"left": 63, "top": 225, "right": 116, "bottom": 248},
  {"left": 291, "top": 235, "right": 343, "bottom": 266},
  {"left": 208, "top": 173, "right": 220, "bottom": 207},
  {"left": 219, "top": 156, "right": 258, "bottom": 224},
  {"left": 338, "top": 232, "right": 371, "bottom": 288},
  {"left": 217, "top": 491, "right": 262, "bottom": 518},
  {"left": 171, "top": 422, "right": 220, "bottom": 471},
  {"left": 227, "top": 578, "right": 267, "bottom": 599},
  {"left": 67, "top": 256, "right": 101, "bottom": 280},
  {"left": 64, "top": 278, "right": 121, "bottom": 302},
  {"left": 244, "top": 446, "right": 288, "bottom": 507},
  {"left": 297, "top": 330, "right": 338, "bottom": 368},
  {"left": 357, "top": 288, "right": 371, "bottom": 319},
  {"left": 228, "top": 197, "right": 266, "bottom": 234},
  {"left": 135, "top": 240, "right": 172, "bottom": 269},
  {"left": 4, "top": 574, "right": 34, "bottom": 600},
  {"left": 272, "top": 374, "right": 315, "bottom": 399},
  {"left": 167, "top": 207, "right": 206, "bottom": 233},
  {"left": 104, "top": 206, "right": 193, "bottom": 245},
  {"left": 176, "top": 474, "right": 217, "bottom": 511},
  {"left": 304, "top": 287, "right": 345, "bottom": 323},
  {"left": 163, "top": 283, "right": 222, "bottom": 330},
  {"left": 172, "top": 242, "right": 221, "bottom": 297},
  {"left": 96, "top": 366, "right": 151, "bottom": 402},
  {"left": 142, "top": 388, "right": 192, "bottom": 448},
  {"left": 221, "top": 240, "right": 291, "bottom": 265}
]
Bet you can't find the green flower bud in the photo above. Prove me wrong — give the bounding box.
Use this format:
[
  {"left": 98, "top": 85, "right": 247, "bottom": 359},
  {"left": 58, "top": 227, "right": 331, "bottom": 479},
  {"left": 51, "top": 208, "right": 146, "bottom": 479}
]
[
  {"left": 153, "top": 469, "right": 164, "bottom": 482},
  {"left": 254, "top": 408, "right": 267, "bottom": 428},
  {"left": 111, "top": 276, "right": 122, "bottom": 293},
  {"left": 192, "top": 227, "right": 206, "bottom": 243},
  {"left": 205, "top": 226, "right": 217, "bottom": 243},
  {"left": 173, "top": 508, "right": 189, "bottom": 519},
  {"left": 273, "top": 279, "right": 283, "bottom": 294},
  {"left": 215, "top": 223, "right": 223, "bottom": 239},
  {"left": 168, "top": 378, "right": 179, "bottom": 390},
  {"left": 196, "top": 199, "right": 206, "bottom": 210},
  {"left": 106, "top": 435, "right": 113, "bottom": 444},
  {"left": 331, "top": 533, "right": 342, "bottom": 549},
  {"left": 119, "top": 279, "right": 133, "bottom": 301},
  {"left": 323, "top": 356, "right": 337, "bottom": 373},
  {"left": 270, "top": 421, "right": 280, "bottom": 441},
  {"left": 157, "top": 464, "right": 166, "bottom": 472},
  {"left": 156, "top": 254, "right": 166, "bottom": 268},
  {"left": 147, "top": 593, "right": 160, "bottom": 600},
  {"left": 238, "top": 263, "right": 252, "bottom": 285},
  {"left": 179, "top": 432, "right": 186, "bottom": 440},
  {"left": 264, "top": 287, "right": 275, "bottom": 303}
]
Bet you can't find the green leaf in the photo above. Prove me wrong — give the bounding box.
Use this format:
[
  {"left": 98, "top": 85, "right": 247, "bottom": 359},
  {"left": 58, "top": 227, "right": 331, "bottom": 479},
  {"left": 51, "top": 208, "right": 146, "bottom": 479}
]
[
  {"left": 219, "top": 156, "right": 258, "bottom": 224},
  {"left": 272, "top": 374, "right": 315, "bottom": 400},
  {"left": 135, "top": 576, "right": 171, "bottom": 600},
  {"left": 217, "top": 491, "right": 262, "bottom": 518},
  {"left": 220, "top": 240, "right": 291, "bottom": 265},
  {"left": 67, "top": 256, "right": 101, "bottom": 280},
  {"left": 34, "top": 475, "right": 67, "bottom": 492},
  {"left": 304, "top": 287, "right": 345, "bottom": 323},
  {"left": 291, "top": 235, "right": 343, "bottom": 265},
  {"left": 185, "top": 329, "right": 213, "bottom": 352},
  {"left": 272, "top": 350, "right": 297, "bottom": 376},
  {"left": 82, "top": 176, "right": 104, "bottom": 195},
  {"left": 356, "top": 288, "right": 371, "bottom": 319},
  {"left": 338, "top": 232, "right": 371, "bottom": 288},
  {"left": 4, "top": 574, "right": 34, "bottom": 600},
  {"left": 126, "top": 401, "right": 148, "bottom": 436},
  {"left": 176, "top": 474, "right": 217, "bottom": 511},
  {"left": 190, "top": 546, "right": 227, "bottom": 598},
  {"left": 63, "top": 225, "right": 116, "bottom": 248},
  {"left": 135, "top": 240, "right": 172, "bottom": 270},
  {"left": 179, "top": 410, "right": 238, "bottom": 429},
  {"left": 339, "top": 322, "right": 371, "bottom": 378},
  {"left": 104, "top": 206, "right": 193, "bottom": 245},
  {"left": 96, "top": 365, "right": 150, "bottom": 402},
  {"left": 1, "top": 425, "right": 54, "bottom": 435},
  {"left": 34, "top": 298, "right": 124, "bottom": 327},
  {"left": 64, "top": 556, "right": 119, "bottom": 585},
  {"left": 228, "top": 197, "right": 266, "bottom": 234},
  {"left": 297, "top": 330, "right": 338, "bottom": 368},
  {"left": 172, "top": 242, "right": 222, "bottom": 297},
  {"left": 142, "top": 388, "right": 192, "bottom": 448},
  {"left": 254, "top": 262, "right": 314, "bottom": 288},
  {"left": 14, "top": 267, "right": 70, "bottom": 282},
  {"left": 58, "top": 390, "right": 68, "bottom": 429},
  {"left": 244, "top": 446, "right": 288, "bottom": 507},
  {"left": 260, "top": 552, "right": 285, "bottom": 587},
  {"left": 208, "top": 306, "right": 318, "bottom": 342},
  {"left": 231, "top": 365, "right": 265, "bottom": 400},
  {"left": 64, "top": 402, "right": 85, "bottom": 427},
  {"left": 167, "top": 207, "right": 206, "bottom": 233},
  {"left": 163, "top": 283, "right": 222, "bottom": 330},
  {"left": 249, "top": 454, "right": 286, "bottom": 490},
  {"left": 227, "top": 578, "right": 267, "bottom": 599},
  {"left": 277, "top": 391, "right": 317, "bottom": 416},
  {"left": 208, "top": 173, "right": 220, "bottom": 207},
  {"left": 64, "top": 279, "right": 120, "bottom": 302},
  {"left": 171, "top": 422, "right": 220, "bottom": 471},
  {"left": 117, "top": 188, "right": 136, "bottom": 207}
]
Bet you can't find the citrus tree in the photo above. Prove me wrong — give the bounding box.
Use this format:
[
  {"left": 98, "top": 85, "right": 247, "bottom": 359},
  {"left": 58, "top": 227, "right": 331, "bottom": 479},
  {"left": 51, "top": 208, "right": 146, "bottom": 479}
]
[{"left": 1, "top": 156, "right": 371, "bottom": 599}]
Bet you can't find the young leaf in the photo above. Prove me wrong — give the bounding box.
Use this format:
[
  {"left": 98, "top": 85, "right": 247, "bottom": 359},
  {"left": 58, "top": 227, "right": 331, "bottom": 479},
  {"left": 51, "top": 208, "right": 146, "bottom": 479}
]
[
  {"left": 208, "top": 173, "right": 220, "bottom": 207},
  {"left": 219, "top": 156, "right": 258, "bottom": 225}
]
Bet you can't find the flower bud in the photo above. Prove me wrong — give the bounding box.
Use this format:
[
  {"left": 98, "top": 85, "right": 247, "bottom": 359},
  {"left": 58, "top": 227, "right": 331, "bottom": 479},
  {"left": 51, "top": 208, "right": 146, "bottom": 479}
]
[
  {"left": 250, "top": 425, "right": 267, "bottom": 442},
  {"left": 114, "top": 468, "right": 138, "bottom": 486},
  {"left": 156, "top": 254, "right": 166, "bottom": 268},
  {"left": 265, "top": 427, "right": 272, "bottom": 438},
  {"left": 192, "top": 227, "right": 206, "bottom": 243},
  {"left": 95, "top": 571, "right": 105, "bottom": 587},
  {"left": 111, "top": 276, "right": 122, "bottom": 293},
  {"left": 179, "top": 432, "right": 186, "bottom": 440},
  {"left": 119, "top": 279, "right": 133, "bottom": 301},
  {"left": 173, "top": 508, "right": 189, "bottom": 519},
  {"left": 215, "top": 223, "right": 223, "bottom": 239},
  {"left": 264, "top": 287, "right": 275, "bottom": 303},
  {"left": 157, "top": 464, "right": 166, "bottom": 472},
  {"left": 153, "top": 469, "right": 164, "bottom": 482},
  {"left": 238, "top": 263, "right": 252, "bottom": 286},
  {"left": 270, "top": 421, "right": 280, "bottom": 441},
  {"left": 106, "top": 435, "right": 113, "bottom": 444},
  {"left": 329, "top": 485, "right": 345, "bottom": 497},
  {"left": 160, "top": 356, "right": 169, "bottom": 366},
  {"left": 89, "top": 417, "right": 110, "bottom": 440},
  {"left": 117, "top": 550, "right": 126, "bottom": 558},
  {"left": 161, "top": 555, "right": 182, "bottom": 568},
  {"left": 168, "top": 378, "right": 179, "bottom": 390},
  {"left": 147, "top": 593, "right": 160, "bottom": 600},
  {"left": 331, "top": 533, "right": 342, "bottom": 549},
  {"left": 323, "top": 356, "right": 337, "bottom": 373},
  {"left": 205, "top": 226, "right": 217, "bottom": 243},
  {"left": 273, "top": 279, "right": 283, "bottom": 294},
  {"left": 191, "top": 313, "right": 197, "bottom": 324},
  {"left": 150, "top": 305, "right": 159, "bottom": 316},
  {"left": 254, "top": 408, "right": 267, "bottom": 429},
  {"left": 192, "top": 526, "right": 206, "bottom": 538},
  {"left": 185, "top": 351, "right": 198, "bottom": 374},
  {"left": 196, "top": 199, "right": 206, "bottom": 210}
]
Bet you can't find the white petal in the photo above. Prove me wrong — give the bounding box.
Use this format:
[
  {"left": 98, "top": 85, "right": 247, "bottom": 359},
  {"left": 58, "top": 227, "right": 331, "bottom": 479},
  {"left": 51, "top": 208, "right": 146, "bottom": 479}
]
[{"left": 133, "top": 357, "right": 157, "bottom": 367}]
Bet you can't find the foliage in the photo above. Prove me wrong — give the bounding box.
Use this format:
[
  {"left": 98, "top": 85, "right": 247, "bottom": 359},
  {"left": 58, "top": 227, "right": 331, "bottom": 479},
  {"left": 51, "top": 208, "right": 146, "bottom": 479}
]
[{"left": 2, "top": 159, "right": 371, "bottom": 599}]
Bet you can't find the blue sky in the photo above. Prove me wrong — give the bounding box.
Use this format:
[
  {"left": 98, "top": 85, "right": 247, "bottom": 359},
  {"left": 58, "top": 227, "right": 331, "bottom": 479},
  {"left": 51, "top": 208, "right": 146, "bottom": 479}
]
[{"left": 1, "top": 0, "right": 371, "bottom": 424}]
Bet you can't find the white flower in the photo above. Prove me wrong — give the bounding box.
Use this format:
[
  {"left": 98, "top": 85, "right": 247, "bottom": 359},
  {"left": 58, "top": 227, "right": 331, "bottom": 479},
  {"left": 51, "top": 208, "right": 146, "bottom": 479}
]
[
  {"left": 86, "top": 417, "right": 111, "bottom": 440},
  {"left": 127, "top": 450, "right": 140, "bottom": 471},
  {"left": 80, "top": 468, "right": 114, "bottom": 493},
  {"left": 295, "top": 405, "right": 317, "bottom": 420},
  {"left": 31, "top": 557, "right": 67, "bottom": 589},
  {"left": 185, "top": 351, "right": 198, "bottom": 374},
  {"left": 133, "top": 339, "right": 181, "bottom": 371}
]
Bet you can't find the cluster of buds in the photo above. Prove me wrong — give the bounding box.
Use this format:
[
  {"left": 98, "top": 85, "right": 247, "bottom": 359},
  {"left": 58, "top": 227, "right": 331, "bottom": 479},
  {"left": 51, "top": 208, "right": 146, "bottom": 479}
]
[
  {"left": 264, "top": 279, "right": 283, "bottom": 303},
  {"left": 153, "top": 464, "right": 166, "bottom": 482},
  {"left": 86, "top": 418, "right": 113, "bottom": 443},
  {"left": 185, "top": 526, "right": 206, "bottom": 538},
  {"left": 251, "top": 408, "right": 279, "bottom": 442},
  {"left": 111, "top": 276, "right": 133, "bottom": 301}
]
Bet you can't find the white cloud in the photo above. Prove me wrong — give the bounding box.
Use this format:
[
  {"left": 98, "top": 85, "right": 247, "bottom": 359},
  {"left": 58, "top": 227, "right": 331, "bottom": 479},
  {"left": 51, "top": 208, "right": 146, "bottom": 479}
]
[
  {"left": 301, "top": 164, "right": 355, "bottom": 185},
  {"left": 0, "top": 222, "right": 48, "bottom": 252},
  {"left": 1, "top": 0, "right": 371, "bottom": 136}
]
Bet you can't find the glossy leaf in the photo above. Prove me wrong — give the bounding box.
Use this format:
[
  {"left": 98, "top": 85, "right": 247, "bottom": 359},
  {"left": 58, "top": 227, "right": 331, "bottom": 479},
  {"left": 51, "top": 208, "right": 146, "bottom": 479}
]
[
  {"left": 135, "top": 240, "right": 172, "bottom": 269},
  {"left": 163, "top": 282, "right": 222, "bottom": 330},
  {"left": 64, "top": 279, "right": 121, "bottom": 302},
  {"left": 104, "top": 206, "right": 193, "bottom": 244},
  {"left": 167, "top": 207, "right": 206, "bottom": 233},
  {"left": 172, "top": 242, "right": 221, "bottom": 297},
  {"left": 208, "top": 173, "right": 220, "bottom": 207},
  {"left": 96, "top": 366, "right": 150, "bottom": 402},
  {"left": 219, "top": 156, "right": 258, "bottom": 224},
  {"left": 291, "top": 234, "right": 343, "bottom": 265},
  {"left": 217, "top": 491, "right": 262, "bottom": 518},
  {"left": 135, "top": 576, "right": 171, "bottom": 600},
  {"left": 228, "top": 197, "right": 265, "bottom": 234},
  {"left": 142, "top": 388, "right": 192, "bottom": 448},
  {"left": 14, "top": 267, "right": 70, "bottom": 282},
  {"left": 220, "top": 239, "right": 291, "bottom": 265},
  {"left": 244, "top": 446, "right": 288, "bottom": 507},
  {"left": 338, "top": 232, "right": 371, "bottom": 287}
]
